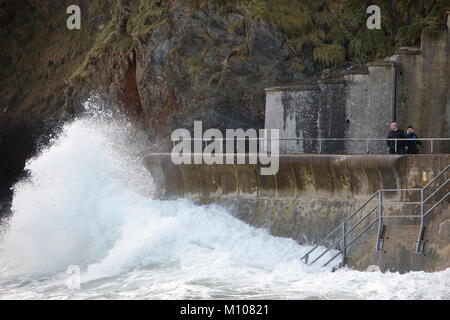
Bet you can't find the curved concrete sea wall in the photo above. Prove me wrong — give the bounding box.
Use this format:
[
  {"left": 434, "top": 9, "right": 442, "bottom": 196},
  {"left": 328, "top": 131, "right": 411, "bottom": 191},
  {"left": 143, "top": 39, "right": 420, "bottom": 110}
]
[{"left": 143, "top": 154, "right": 450, "bottom": 272}]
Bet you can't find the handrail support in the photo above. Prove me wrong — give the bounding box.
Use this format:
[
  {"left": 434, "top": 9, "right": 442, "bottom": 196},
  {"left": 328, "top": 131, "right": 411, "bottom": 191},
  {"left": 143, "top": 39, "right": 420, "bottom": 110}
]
[{"left": 375, "top": 190, "right": 384, "bottom": 252}]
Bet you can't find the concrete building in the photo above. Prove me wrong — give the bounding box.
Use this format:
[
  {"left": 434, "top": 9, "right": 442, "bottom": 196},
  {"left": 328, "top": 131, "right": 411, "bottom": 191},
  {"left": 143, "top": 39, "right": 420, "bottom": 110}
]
[{"left": 265, "top": 16, "right": 450, "bottom": 154}]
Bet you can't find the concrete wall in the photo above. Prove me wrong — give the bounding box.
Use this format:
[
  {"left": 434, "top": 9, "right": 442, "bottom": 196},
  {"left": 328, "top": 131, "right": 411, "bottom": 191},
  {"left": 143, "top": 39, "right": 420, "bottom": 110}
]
[
  {"left": 396, "top": 26, "right": 450, "bottom": 153},
  {"left": 342, "top": 71, "right": 369, "bottom": 154},
  {"left": 343, "top": 64, "right": 395, "bottom": 154},
  {"left": 367, "top": 62, "right": 397, "bottom": 135},
  {"left": 143, "top": 153, "right": 450, "bottom": 272},
  {"left": 265, "top": 85, "right": 322, "bottom": 153},
  {"left": 265, "top": 64, "right": 396, "bottom": 154}
]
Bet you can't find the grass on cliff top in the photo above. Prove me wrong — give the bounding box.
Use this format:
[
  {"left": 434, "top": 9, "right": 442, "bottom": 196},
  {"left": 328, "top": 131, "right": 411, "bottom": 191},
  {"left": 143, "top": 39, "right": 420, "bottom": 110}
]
[
  {"left": 70, "top": 0, "right": 171, "bottom": 83},
  {"left": 69, "top": 19, "right": 122, "bottom": 83},
  {"left": 127, "top": 0, "right": 170, "bottom": 38},
  {"left": 193, "top": 0, "right": 450, "bottom": 66},
  {"left": 59, "top": 0, "right": 450, "bottom": 86}
]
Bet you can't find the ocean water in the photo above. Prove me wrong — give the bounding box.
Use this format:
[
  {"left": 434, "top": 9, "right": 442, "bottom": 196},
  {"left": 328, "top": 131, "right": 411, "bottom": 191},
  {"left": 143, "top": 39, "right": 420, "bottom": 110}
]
[{"left": 0, "top": 112, "right": 449, "bottom": 300}]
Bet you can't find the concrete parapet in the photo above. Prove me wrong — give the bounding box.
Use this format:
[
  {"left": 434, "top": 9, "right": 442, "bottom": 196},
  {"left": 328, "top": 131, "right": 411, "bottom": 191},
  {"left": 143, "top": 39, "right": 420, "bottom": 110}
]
[{"left": 144, "top": 154, "right": 409, "bottom": 202}]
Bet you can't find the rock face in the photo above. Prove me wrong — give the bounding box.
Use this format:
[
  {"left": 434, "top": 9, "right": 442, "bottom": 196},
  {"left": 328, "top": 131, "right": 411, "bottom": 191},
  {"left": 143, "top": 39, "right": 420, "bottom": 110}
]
[
  {"left": 74, "top": 1, "right": 311, "bottom": 145},
  {"left": 144, "top": 4, "right": 306, "bottom": 135},
  {"left": 0, "top": 115, "right": 49, "bottom": 198},
  {"left": 0, "top": 0, "right": 114, "bottom": 197}
]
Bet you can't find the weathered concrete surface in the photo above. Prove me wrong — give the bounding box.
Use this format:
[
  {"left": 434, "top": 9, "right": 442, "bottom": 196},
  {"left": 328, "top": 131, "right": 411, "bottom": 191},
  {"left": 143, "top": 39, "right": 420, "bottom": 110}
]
[
  {"left": 343, "top": 71, "right": 370, "bottom": 154},
  {"left": 395, "top": 27, "right": 450, "bottom": 153},
  {"left": 144, "top": 153, "right": 406, "bottom": 201},
  {"left": 265, "top": 63, "right": 396, "bottom": 154},
  {"left": 143, "top": 153, "right": 450, "bottom": 272}
]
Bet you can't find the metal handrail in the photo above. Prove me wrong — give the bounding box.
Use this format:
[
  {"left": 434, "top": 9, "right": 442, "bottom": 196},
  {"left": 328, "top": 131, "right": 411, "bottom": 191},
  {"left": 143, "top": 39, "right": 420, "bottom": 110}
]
[
  {"left": 280, "top": 138, "right": 450, "bottom": 141},
  {"left": 305, "top": 163, "right": 449, "bottom": 269},
  {"left": 289, "top": 138, "right": 448, "bottom": 155},
  {"left": 172, "top": 136, "right": 449, "bottom": 156},
  {"left": 307, "top": 203, "right": 380, "bottom": 265},
  {"left": 423, "top": 165, "right": 450, "bottom": 191},
  {"left": 415, "top": 167, "right": 449, "bottom": 252},
  {"left": 381, "top": 215, "right": 422, "bottom": 218},
  {"left": 300, "top": 191, "right": 379, "bottom": 261},
  {"left": 382, "top": 201, "right": 422, "bottom": 205},
  {"left": 173, "top": 137, "right": 450, "bottom": 141},
  {"left": 381, "top": 188, "right": 422, "bottom": 192},
  {"left": 322, "top": 218, "right": 379, "bottom": 267},
  {"left": 173, "top": 137, "right": 449, "bottom": 155},
  {"left": 424, "top": 192, "right": 450, "bottom": 217},
  {"left": 424, "top": 178, "right": 450, "bottom": 203}
]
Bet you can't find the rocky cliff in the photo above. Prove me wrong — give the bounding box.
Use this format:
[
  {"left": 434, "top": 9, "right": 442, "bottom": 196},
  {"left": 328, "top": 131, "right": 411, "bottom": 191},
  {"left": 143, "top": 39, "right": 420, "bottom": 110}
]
[
  {"left": 1, "top": 0, "right": 449, "bottom": 199},
  {"left": 68, "top": 0, "right": 315, "bottom": 140}
]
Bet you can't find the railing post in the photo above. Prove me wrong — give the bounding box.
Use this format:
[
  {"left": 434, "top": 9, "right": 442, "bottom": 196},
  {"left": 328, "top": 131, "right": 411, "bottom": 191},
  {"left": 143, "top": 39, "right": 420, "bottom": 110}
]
[
  {"left": 319, "top": 139, "right": 322, "bottom": 154},
  {"left": 342, "top": 221, "right": 347, "bottom": 266},
  {"left": 420, "top": 188, "right": 424, "bottom": 217},
  {"left": 395, "top": 139, "right": 397, "bottom": 153},
  {"left": 416, "top": 188, "right": 425, "bottom": 253},
  {"left": 376, "top": 190, "right": 384, "bottom": 251},
  {"left": 431, "top": 140, "right": 434, "bottom": 154},
  {"left": 366, "top": 140, "right": 370, "bottom": 154}
]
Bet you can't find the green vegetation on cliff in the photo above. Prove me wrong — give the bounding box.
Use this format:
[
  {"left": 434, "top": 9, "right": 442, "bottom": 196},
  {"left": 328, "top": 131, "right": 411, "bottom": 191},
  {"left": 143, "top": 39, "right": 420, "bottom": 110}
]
[
  {"left": 195, "top": 0, "right": 449, "bottom": 66},
  {"left": 66, "top": 0, "right": 450, "bottom": 81}
]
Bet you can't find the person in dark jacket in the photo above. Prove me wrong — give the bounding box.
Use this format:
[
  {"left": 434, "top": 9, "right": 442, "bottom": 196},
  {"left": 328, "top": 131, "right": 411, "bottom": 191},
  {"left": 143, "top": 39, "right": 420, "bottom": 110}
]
[
  {"left": 406, "top": 125, "right": 422, "bottom": 154},
  {"left": 387, "top": 122, "right": 406, "bottom": 154}
]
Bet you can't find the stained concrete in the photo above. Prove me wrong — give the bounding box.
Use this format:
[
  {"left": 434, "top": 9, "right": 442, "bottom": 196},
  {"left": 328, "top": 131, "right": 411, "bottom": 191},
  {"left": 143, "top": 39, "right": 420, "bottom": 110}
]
[
  {"left": 265, "top": 64, "right": 396, "bottom": 154},
  {"left": 396, "top": 26, "right": 450, "bottom": 153},
  {"left": 143, "top": 153, "right": 450, "bottom": 272}
]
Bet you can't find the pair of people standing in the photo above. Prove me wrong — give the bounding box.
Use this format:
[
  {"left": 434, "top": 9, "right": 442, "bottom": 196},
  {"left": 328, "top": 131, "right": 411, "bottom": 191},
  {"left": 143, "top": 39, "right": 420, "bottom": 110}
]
[{"left": 387, "top": 122, "right": 422, "bottom": 154}]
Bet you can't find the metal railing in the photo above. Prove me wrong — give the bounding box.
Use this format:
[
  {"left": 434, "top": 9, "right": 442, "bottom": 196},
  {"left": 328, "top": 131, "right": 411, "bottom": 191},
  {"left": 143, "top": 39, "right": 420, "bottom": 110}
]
[
  {"left": 279, "top": 137, "right": 450, "bottom": 154},
  {"left": 416, "top": 165, "right": 450, "bottom": 252},
  {"left": 172, "top": 137, "right": 450, "bottom": 154},
  {"left": 301, "top": 164, "right": 450, "bottom": 269}
]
